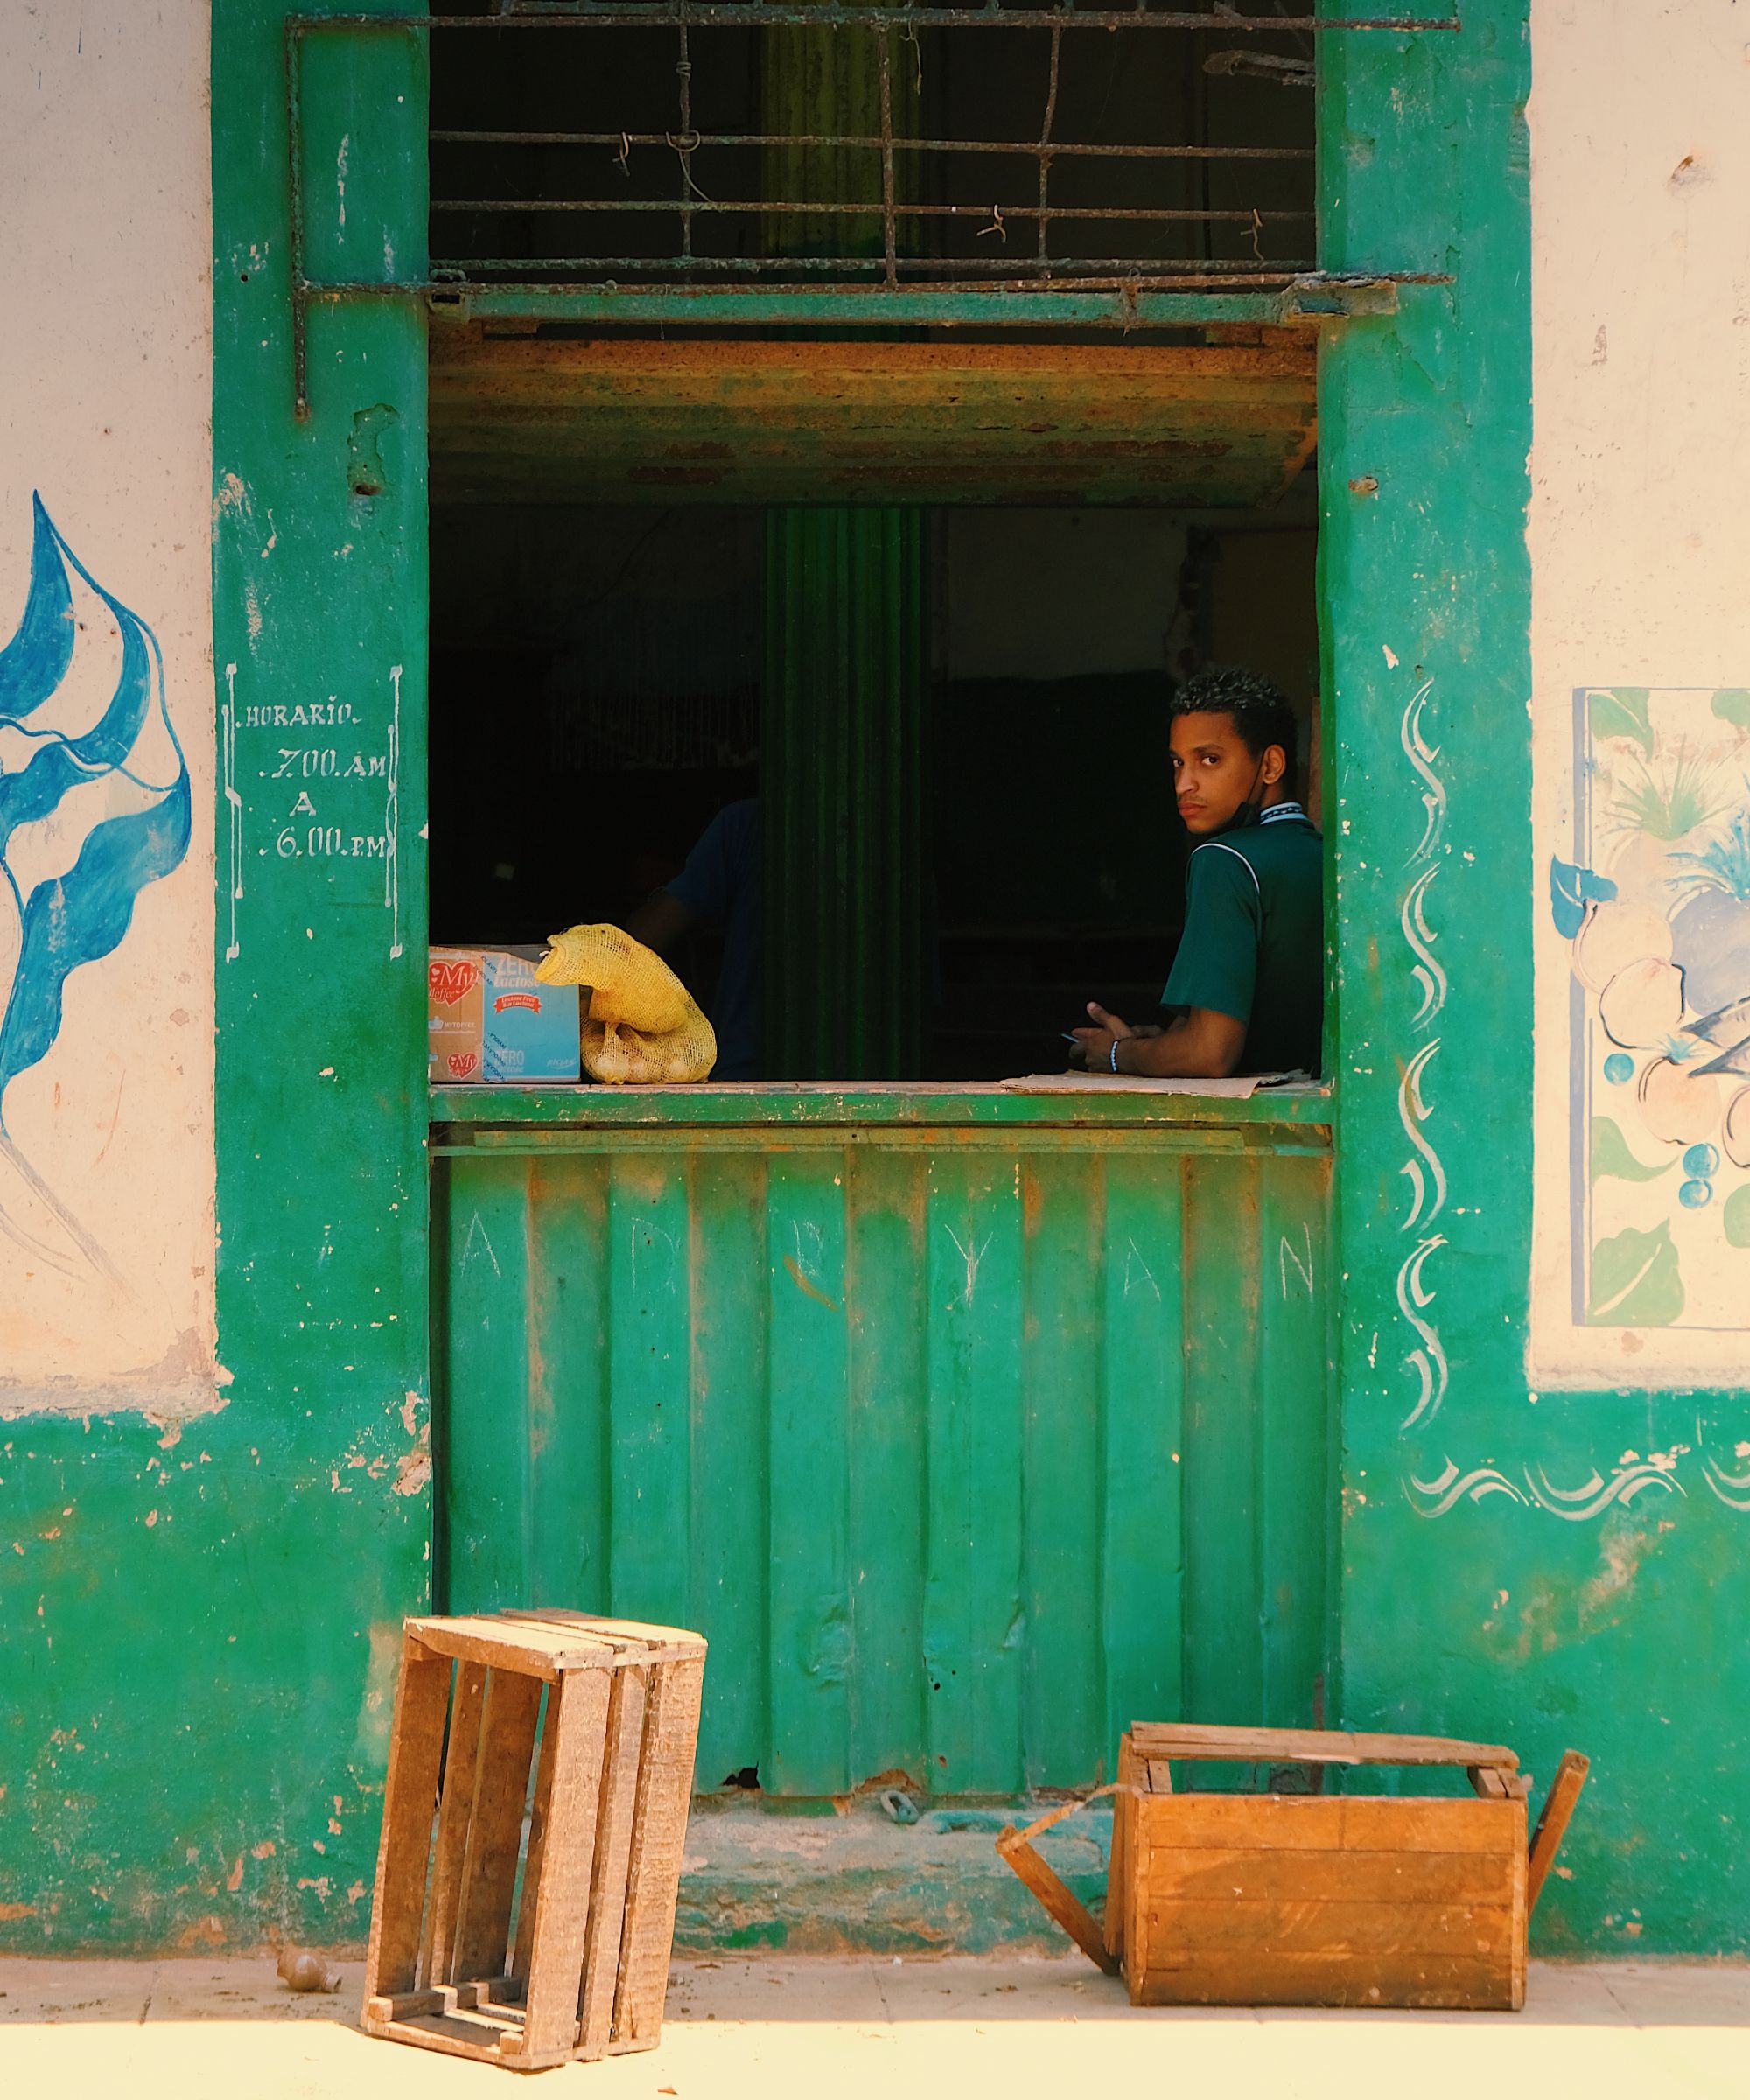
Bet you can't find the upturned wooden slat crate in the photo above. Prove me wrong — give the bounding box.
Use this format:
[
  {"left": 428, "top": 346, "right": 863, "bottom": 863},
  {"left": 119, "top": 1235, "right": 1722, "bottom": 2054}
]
[
  {"left": 360, "top": 1610, "right": 706, "bottom": 2073},
  {"left": 999, "top": 1724, "right": 1589, "bottom": 2013}
]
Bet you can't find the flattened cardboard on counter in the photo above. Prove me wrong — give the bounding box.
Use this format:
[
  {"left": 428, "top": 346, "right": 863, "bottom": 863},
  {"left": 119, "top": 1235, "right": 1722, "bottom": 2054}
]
[{"left": 429, "top": 948, "right": 579, "bottom": 1083}]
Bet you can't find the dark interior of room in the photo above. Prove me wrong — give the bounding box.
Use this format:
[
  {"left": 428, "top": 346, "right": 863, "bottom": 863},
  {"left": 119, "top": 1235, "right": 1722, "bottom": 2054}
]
[{"left": 427, "top": 501, "right": 1317, "bottom": 1080}]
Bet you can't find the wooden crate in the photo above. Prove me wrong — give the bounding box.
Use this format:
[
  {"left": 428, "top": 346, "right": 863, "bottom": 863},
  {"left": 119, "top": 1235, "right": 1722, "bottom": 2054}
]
[
  {"left": 1000, "top": 1724, "right": 1589, "bottom": 2013},
  {"left": 360, "top": 1610, "right": 706, "bottom": 2073}
]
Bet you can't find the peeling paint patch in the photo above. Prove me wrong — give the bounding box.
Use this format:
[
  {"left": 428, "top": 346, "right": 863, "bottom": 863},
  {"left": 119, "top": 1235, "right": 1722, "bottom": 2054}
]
[
  {"left": 392, "top": 1446, "right": 431, "bottom": 1498},
  {"left": 1578, "top": 1520, "right": 1664, "bottom": 1631},
  {"left": 214, "top": 471, "right": 252, "bottom": 524}
]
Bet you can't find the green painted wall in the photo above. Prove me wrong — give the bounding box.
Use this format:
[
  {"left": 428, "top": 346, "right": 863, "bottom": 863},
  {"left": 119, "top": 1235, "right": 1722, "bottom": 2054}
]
[
  {"left": 0, "top": 3, "right": 431, "bottom": 1952},
  {"left": 1322, "top": 2, "right": 1749, "bottom": 1955}
]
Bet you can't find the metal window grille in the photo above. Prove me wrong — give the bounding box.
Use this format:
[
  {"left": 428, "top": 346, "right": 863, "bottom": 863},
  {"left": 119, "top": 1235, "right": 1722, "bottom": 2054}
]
[{"left": 420, "top": 4, "right": 1458, "bottom": 295}]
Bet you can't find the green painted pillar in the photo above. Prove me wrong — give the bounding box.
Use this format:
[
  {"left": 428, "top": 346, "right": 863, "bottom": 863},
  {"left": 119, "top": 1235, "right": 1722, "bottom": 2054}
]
[
  {"left": 763, "top": 509, "right": 927, "bottom": 1080},
  {"left": 759, "top": 21, "right": 928, "bottom": 1081}
]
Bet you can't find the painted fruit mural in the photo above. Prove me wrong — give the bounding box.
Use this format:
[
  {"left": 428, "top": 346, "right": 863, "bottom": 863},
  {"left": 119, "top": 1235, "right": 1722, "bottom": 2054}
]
[{"left": 1554, "top": 688, "right": 1750, "bottom": 1327}]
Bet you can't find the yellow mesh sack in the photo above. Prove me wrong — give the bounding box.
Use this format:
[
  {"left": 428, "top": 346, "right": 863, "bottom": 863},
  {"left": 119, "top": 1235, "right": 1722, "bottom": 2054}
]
[{"left": 536, "top": 921, "right": 718, "bottom": 1084}]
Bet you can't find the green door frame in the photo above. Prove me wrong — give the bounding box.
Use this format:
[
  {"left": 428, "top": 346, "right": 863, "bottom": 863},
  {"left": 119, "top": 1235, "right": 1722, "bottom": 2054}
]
[
  {"left": 211, "top": 2, "right": 1474, "bottom": 1742},
  {"left": 192, "top": 0, "right": 1536, "bottom": 1947}
]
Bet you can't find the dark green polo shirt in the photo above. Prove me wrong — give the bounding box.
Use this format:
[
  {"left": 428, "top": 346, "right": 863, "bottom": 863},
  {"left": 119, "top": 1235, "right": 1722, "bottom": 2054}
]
[{"left": 1161, "top": 807, "right": 1324, "bottom": 1075}]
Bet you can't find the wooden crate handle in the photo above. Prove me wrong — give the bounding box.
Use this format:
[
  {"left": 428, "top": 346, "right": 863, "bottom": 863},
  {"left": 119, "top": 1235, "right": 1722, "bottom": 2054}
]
[
  {"left": 996, "top": 1786, "right": 1124, "bottom": 1977},
  {"left": 1127, "top": 1723, "right": 1518, "bottom": 1774},
  {"left": 1527, "top": 1748, "right": 1590, "bottom": 1916}
]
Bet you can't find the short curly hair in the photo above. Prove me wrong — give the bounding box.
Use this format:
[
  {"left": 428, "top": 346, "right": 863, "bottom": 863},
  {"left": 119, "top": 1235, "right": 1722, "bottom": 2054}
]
[{"left": 1169, "top": 665, "right": 1298, "bottom": 771}]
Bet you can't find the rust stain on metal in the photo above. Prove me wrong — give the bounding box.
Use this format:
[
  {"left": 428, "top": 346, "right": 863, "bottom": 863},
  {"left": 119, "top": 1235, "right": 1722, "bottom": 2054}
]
[
  {"left": 1020, "top": 1164, "right": 1047, "bottom": 1238},
  {"left": 783, "top": 1254, "right": 842, "bottom": 1313}
]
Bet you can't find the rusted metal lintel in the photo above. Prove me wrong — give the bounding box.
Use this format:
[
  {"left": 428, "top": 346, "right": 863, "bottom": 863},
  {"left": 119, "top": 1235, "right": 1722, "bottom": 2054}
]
[
  {"left": 427, "top": 334, "right": 1319, "bottom": 373},
  {"left": 460, "top": 272, "right": 1410, "bottom": 319},
  {"left": 379, "top": 271, "right": 1409, "bottom": 319},
  {"left": 301, "top": 10, "right": 1461, "bottom": 33},
  {"left": 295, "top": 271, "right": 1415, "bottom": 409}
]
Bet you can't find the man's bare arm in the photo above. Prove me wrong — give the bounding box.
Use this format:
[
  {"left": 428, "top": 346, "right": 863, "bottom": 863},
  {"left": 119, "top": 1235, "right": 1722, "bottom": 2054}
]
[
  {"left": 624, "top": 888, "right": 696, "bottom": 956},
  {"left": 1116, "top": 1008, "right": 1244, "bottom": 1076},
  {"left": 1069, "top": 1001, "right": 1244, "bottom": 1078}
]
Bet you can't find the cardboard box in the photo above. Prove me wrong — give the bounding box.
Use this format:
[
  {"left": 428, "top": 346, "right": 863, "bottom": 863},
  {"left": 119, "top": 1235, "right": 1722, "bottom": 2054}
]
[
  {"left": 428, "top": 948, "right": 485, "bottom": 1082},
  {"left": 428, "top": 948, "right": 580, "bottom": 1083}
]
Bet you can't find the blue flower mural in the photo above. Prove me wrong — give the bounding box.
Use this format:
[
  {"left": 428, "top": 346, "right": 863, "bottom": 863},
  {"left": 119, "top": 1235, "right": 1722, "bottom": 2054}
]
[
  {"left": 1563, "top": 686, "right": 1750, "bottom": 1331},
  {"left": 0, "top": 494, "right": 191, "bottom": 1271}
]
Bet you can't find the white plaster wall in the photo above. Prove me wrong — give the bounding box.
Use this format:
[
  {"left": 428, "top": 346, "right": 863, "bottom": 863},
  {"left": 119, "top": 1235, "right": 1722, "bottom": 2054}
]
[
  {"left": 0, "top": 4, "right": 216, "bottom": 1412},
  {"left": 1529, "top": 1, "right": 1750, "bottom": 1384}
]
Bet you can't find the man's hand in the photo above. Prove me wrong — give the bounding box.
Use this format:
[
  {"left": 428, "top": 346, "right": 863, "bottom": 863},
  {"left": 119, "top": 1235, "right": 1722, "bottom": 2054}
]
[{"left": 1069, "top": 1001, "right": 1134, "bottom": 1070}]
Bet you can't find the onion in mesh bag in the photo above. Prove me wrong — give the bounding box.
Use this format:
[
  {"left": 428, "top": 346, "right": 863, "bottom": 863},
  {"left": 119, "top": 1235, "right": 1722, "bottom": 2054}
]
[{"left": 537, "top": 922, "right": 718, "bottom": 1084}]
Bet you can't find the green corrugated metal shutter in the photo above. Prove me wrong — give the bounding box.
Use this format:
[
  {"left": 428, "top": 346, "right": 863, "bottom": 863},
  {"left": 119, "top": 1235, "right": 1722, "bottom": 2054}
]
[{"left": 436, "top": 1120, "right": 1333, "bottom": 1796}]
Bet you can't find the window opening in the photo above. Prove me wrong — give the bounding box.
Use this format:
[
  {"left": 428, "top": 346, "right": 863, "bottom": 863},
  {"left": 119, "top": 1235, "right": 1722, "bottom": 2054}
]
[{"left": 427, "top": 498, "right": 1320, "bottom": 1083}]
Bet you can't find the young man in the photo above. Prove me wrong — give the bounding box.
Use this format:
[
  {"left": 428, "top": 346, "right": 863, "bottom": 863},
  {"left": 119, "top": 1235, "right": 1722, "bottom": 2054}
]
[{"left": 1071, "top": 666, "right": 1323, "bottom": 1079}]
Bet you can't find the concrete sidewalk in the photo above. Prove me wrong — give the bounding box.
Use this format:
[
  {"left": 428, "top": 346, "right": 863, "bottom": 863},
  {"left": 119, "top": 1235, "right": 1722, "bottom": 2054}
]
[{"left": 2, "top": 1954, "right": 1746, "bottom": 2100}]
